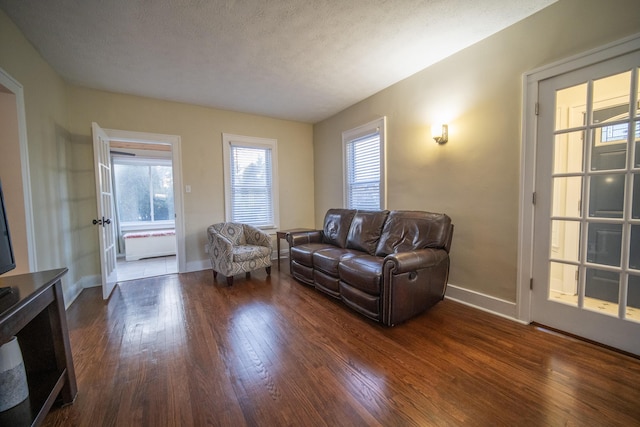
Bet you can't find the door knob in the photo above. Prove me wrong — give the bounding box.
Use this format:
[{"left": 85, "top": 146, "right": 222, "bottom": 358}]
[{"left": 103, "top": 218, "right": 111, "bottom": 225}]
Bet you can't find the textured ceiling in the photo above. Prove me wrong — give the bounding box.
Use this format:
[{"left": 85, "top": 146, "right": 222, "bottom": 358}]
[{"left": 0, "top": 0, "right": 556, "bottom": 123}]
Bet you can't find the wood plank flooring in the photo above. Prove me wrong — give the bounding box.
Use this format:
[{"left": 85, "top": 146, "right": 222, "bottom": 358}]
[{"left": 44, "top": 264, "right": 640, "bottom": 426}]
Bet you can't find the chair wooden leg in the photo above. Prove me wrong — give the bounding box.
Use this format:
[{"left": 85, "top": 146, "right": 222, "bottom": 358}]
[
  {"left": 246, "top": 272, "right": 251, "bottom": 279},
  {"left": 213, "top": 270, "right": 217, "bottom": 279},
  {"left": 226, "top": 276, "right": 233, "bottom": 286},
  {"left": 266, "top": 266, "right": 271, "bottom": 275}
]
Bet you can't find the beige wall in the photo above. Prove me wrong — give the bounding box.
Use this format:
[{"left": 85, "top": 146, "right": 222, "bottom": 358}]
[
  {"left": 312, "top": 0, "right": 640, "bottom": 302},
  {"left": 0, "top": 89, "right": 28, "bottom": 275},
  {"left": 0, "top": 10, "right": 80, "bottom": 300},
  {"left": 66, "top": 86, "right": 315, "bottom": 271}
]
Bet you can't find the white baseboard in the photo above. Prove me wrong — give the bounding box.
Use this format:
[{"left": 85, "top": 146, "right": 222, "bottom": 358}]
[
  {"left": 64, "top": 274, "right": 100, "bottom": 310},
  {"left": 81, "top": 274, "right": 101, "bottom": 289},
  {"left": 445, "top": 283, "right": 526, "bottom": 324},
  {"left": 185, "top": 259, "right": 211, "bottom": 273}
]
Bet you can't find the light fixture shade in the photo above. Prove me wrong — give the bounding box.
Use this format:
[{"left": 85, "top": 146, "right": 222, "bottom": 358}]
[{"left": 433, "top": 124, "right": 448, "bottom": 144}]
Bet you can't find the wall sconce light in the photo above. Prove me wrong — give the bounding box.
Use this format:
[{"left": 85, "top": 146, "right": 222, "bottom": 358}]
[{"left": 432, "top": 124, "right": 448, "bottom": 144}]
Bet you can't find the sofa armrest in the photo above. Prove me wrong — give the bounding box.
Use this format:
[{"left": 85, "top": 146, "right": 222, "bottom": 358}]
[
  {"left": 243, "top": 224, "right": 272, "bottom": 248},
  {"left": 384, "top": 248, "right": 449, "bottom": 274},
  {"left": 288, "top": 230, "right": 323, "bottom": 247},
  {"left": 382, "top": 248, "right": 450, "bottom": 326}
]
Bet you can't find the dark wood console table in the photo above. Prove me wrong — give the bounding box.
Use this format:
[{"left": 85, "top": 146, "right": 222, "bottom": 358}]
[{"left": 0, "top": 268, "right": 77, "bottom": 426}]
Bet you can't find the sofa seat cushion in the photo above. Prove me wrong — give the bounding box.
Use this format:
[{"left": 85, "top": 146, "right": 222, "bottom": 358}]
[
  {"left": 313, "top": 247, "right": 361, "bottom": 276},
  {"left": 338, "top": 255, "right": 384, "bottom": 295},
  {"left": 233, "top": 244, "right": 271, "bottom": 262},
  {"left": 290, "top": 243, "right": 335, "bottom": 267}
]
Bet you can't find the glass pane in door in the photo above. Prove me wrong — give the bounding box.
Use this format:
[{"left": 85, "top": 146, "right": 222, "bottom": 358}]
[
  {"left": 585, "top": 268, "right": 620, "bottom": 317},
  {"left": 635, "top": 121, "right": 640, "bottom": 167},
  {"left": 587, "top": 223, "right": 622, "bottom": 266},
  {"left": 550, "top": 220, "right": 580, "bottom": 262},
  {"left": 549, "top": 262, "right": 578, "bottom": 306},
  {"left": 555, "top": 83, "right": 587, "bottom": 130},
  {"left": 636, "top": 70, "right": 640, "bottom": 118},
  {"left": 628, "top": 275, "right": 640, "bottom": 322},
  {"left": 588, "top": 174, "right": 625, "bottom": 218},
  {"left": 591, "top": 126, "right": 627, "bottom": 170},
  {"left": 554, "top": 131, "right": 584, "bottom": 173},
  {"left": 592, "top": 71, "right": 631, "bottom": 123},
  {"left": 630, "top": 225, "right": 640, "bottom": 270},
  {"left": 552, "top": 177, "right": 582, "bottom": 217}
]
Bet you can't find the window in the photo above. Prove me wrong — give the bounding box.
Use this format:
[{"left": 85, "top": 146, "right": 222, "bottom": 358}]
[
  {"left": 113, "top": 158, "right": 174, "bottom": 229},
  {"left": 223, "top": 133, "right": 279, "bottom": 229},
  {"left": 343, "top": 117, "right": 386, "bottom": 210}
]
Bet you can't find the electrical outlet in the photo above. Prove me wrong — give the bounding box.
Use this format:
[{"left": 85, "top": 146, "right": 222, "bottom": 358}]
[{"left": 204, "top": 244, "right": 208, "bottom": 253}]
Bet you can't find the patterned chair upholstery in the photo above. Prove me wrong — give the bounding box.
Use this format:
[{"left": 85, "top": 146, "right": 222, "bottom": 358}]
[{"left": 206, "top": 222, "right": 273, "bottom": 285}]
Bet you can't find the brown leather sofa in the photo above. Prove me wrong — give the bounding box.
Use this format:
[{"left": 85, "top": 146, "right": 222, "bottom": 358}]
[{"left": 288, "top": 209, "right": 453, "bottom": 326}]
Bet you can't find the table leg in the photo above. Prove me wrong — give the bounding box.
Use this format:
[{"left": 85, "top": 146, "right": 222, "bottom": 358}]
[{"left": 277, "top": 234, "right": 281, "bottom": 268}]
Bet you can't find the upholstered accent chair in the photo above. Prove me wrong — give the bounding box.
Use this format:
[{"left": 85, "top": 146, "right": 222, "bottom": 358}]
[{"left": 206, "top": 222, "right": 273, "bottom": 285}]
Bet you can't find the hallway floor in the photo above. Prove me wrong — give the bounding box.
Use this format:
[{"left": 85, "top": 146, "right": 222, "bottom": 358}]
[{"left": 116, "top": 255, "right": 178, "bottom": 282}]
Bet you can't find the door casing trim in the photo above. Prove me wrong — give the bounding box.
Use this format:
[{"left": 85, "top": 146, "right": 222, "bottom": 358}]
[
  {"left": 0, "top": 67, "right": 37, "bottom": 271},
  {"left": 102, "top": 128, "right": 186, "bottom": 274}
]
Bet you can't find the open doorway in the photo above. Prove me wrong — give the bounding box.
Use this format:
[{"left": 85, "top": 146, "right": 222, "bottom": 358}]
[
  {"left": 94, "top": 127, "right": 185, "bottom": 285},
  {"left": 110, "top": 140, "right": 178, "bottom": 281}
]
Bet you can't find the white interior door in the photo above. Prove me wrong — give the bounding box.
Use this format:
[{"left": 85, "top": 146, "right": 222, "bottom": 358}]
[
  {"left": 92, "top": 122, "right": 118, "bottom": 299},
  {"left": 532, "top": 50, "right": 640, "bottom": 355}
]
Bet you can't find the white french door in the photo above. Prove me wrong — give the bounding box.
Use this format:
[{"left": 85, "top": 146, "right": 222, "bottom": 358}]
[
  {"left": 92, "top": 122, "right": 118, "bottom": 299},
  {"left": 532, "top": 47, "right": 640, "bottom": 355}
]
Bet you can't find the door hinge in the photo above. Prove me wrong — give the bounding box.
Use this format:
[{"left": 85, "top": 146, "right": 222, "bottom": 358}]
[
  {"left": 532, "top": 192, "right": 537, "bottom": 205},
  {"left": 535, "top": 102, "right": 539, "bottom": 116},
  {"left": 530, "top": 278, "right": 533, "bottom": 290}
]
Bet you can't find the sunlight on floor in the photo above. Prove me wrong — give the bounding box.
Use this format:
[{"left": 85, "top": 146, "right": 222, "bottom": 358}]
[
  {"left": 116, "top": 255, "right": 178, "bottom": 282},
  {"left": 550, "top": 290, "right": 639, "bottom": 322}
]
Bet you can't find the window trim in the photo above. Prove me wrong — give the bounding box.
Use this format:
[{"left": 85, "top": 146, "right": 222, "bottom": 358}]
[
  {"left": 342, "top": 117, "right": 387, "bottom": 210},
  {"left": 222, "top": 133, "right": 280, "bottom": 231}
]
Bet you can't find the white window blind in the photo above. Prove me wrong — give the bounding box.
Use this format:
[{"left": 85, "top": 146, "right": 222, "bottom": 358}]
[
  {"left": 343, "top": 117, "right": 386, "bottom": 210},
  {"left": 223, "top": 134, "right": 279, "bottom": 229},
  {"left": 230, "top": 145, "right": 273, "bottom": 225},
  {"left": 346, "top": 133, "right": 381, "bottom": 209}
]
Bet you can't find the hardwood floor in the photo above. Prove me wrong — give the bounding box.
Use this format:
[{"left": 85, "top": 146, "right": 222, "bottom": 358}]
[{"left": 44, "top": 264, "right": 640, "bottom": 426}]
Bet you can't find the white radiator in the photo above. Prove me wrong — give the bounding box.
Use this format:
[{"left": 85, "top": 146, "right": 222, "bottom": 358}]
[{"left": 123, "top": 230, "right": 176, "bottom": 261}]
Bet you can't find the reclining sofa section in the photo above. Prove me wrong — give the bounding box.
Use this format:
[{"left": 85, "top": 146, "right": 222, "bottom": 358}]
[{"left": 288, "top": 209, "right": 453, "bottom": 326}]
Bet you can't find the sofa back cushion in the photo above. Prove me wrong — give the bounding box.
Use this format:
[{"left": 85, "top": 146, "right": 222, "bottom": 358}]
[
  {"left": 346, "top": 210, "right": 389, "bottom": 255},
  {"left": 322, "top": 209, "right": 356, "bottom": 248},
  {"left": 375, "top": 211, "right": 452, "bottom": 257}
]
